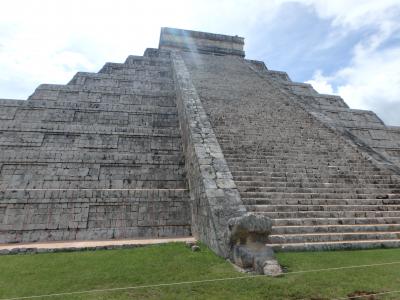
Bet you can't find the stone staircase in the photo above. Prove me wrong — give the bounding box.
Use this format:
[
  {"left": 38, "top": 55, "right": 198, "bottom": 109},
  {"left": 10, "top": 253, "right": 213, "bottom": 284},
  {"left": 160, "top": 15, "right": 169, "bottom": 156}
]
[
  {"left": 182, "top": 52, "right": 400, "bottom": 251},
  {"left": 0, "top": 50, "right": 191, "bottom": 243},
  {"left": 255, "top": 63, "right": 400, "bottom": 170}
]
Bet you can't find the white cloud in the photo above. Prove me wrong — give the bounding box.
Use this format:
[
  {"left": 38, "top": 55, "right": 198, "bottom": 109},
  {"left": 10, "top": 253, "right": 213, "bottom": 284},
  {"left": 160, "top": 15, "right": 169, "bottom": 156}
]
[
  {"left": 336, "top": 46, "right": 400, "bottom": 125},
  {"left": 298, "top": 0, "right": 400, "bottom": 29},
  {"left": 0, "top": 0, "right": 197, "bottom": 99},
  {"left": 305, "top": 70, "right": 334, "bottom": 94},
  {"left": 290, "top": 0, "right": 400, "bottom": 125},
  {"left": 306, "top": 24, "right": 400, "bottom": 125}
]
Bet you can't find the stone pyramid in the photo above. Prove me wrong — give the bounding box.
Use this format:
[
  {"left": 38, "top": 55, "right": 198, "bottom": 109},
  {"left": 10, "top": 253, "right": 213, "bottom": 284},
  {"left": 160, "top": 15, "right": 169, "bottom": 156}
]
[{"left": 1, "top": 28, "right": 400, "bottom": 272}]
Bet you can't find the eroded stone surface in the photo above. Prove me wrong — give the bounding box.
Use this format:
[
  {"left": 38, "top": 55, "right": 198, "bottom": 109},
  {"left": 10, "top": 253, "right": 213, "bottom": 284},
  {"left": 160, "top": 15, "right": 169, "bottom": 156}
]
[
  {"left": 1, "top": 27, "right": 400, "bottom": 273},
  {"left": 229, "top": 214, "right": 276, "bottom": 275},
  {"left": 0, "top": 51, "right": 191, "bottom": 243}
]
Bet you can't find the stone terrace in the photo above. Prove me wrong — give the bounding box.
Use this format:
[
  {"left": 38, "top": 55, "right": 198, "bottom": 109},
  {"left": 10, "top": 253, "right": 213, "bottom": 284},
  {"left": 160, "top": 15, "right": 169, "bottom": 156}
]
[{"left": 0, "top": 50, "right": 191, "bottom": 243}]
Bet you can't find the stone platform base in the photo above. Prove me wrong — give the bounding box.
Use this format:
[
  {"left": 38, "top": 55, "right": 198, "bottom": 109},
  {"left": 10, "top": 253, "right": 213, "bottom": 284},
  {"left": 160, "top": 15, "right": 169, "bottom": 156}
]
[{"left": 0, "top": 236, "right": 196, "bottom": 255}]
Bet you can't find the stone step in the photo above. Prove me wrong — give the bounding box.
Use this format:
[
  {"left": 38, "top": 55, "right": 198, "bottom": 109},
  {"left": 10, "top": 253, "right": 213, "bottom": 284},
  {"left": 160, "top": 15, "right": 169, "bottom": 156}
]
[
  {"left": 0, "top": 99, "right": 27, "bottom": 108},
  {"left": 218, "top": 133, "right": 345, "bottom": 138},
  {"left": 100, "top": 68, "right": 173, "bottom": 79},
  {"left": 0, "top": 102, "right": 179, "bottom": 116},
  {"left": 267, "top": 239, "right": 400, "bottom": 252},
  {"left": 219, "top": 133, "right": 342, "bottom": 138},
  {"left": 227, "top": 156, "right": 373, "bottom": 163},
  {"left": 272, "top": 217, "right": 400, "bottom": 226},
  {"left": 271, "top": 223, "right": 400, "bottom": 234},
  {"left": 244, "top": 198, "right": 400, "bottom": 206},
  {"left": 233, "top": 175, "right": 396, "bottom": 184},
  {"left": 238, "top": 186, "right": 400, "bottom": 194},
  {"left": 225, "top": 151, "right": 367, "bottom": 158},
  {"left": 98, "top": 61, "right": 171, "bottom": 74},
  {"left": 247, "top": 204, "right": 400, "bottom": 212},
  {"left": 229, "top": 167, "right": 392, "bottom": 176},
  {"left": 224, "top": 153, "right": 362, "bottom": 159},
  {"left": 233, "top": 173, "right": 396, "bottom": 180},
  {"left": 98, "top": 61, "right": 171, "bottom": 73},
  {"left": 226, "top": 161, "right": 359, "bottom": 167},
  {"left": 268, "top": 231, "right": 400, "bottom": 244},
  {"left": 225, "top": 153, "right": 362, "bottom": 159},
  {"left": 240, "top": 192, "right": 399, "bottom": 199},
  {"left": 0, "top": 146, "right": 183, "bottom": 154},
  {"left": 232, "top": 169, "right": 388, "bottom": 177},
  {"left": 218, "top": 133, "right": 384, "bottom": 144},
  {"left": 218, "top": 135, "right": 352, "bottom": 142},
  {"left": 226, "top": 156, "right": 375, "bottom": 162},
  {"left": 124, "top": 55, "right": 171, "bottom": 66},
  {"left": 70, "top": 70, "right": 174, "bottom": 82},
  {"left": 28, "top": 91, "right": 176, "bottom": 106},
  {"left": 27, "top": 98, "right": 178, "bottom": 109},
  {"left": 0, "top": 123, "right": 181, "bottom": 138},
  {"left": 71, "top": 68, "right": 173, "bottom": 79},
  {"left": 229, "top": 163, "right": 380, "bottom": 171},
  {"left": 68, "top": 75, "right": 174, "bottom": 91},
  {"left": 0, "top": 166, "right": 186, "bottom": 181},
  {"left": 220, "top": 145, "right": 355, "bottom": 151},
  {"left": 258, "top": 210, "right": 400, "bottom": 218},
  {"left": 29, "top": 85, "right": 175, "bottom": 102},
  {"left": 235, "top": 180, "right": 399, "bottom": 188},
  {"left": 0, "top": 98, "right": 178, "bottom": 111},
  {"left": 30, "top": 84, "right": 176, "bottom": 98},
  {"left": 225, "top": 154, "right": 368, "bottom": 160},
  {"left": 228, "top": 159, "right": 372, "bottom": 166},
  {"left": 1, "top": 114, "right": 180, "bottom": 128},
  {"left": 0, "top": 188, "right": 189, "bottom": 201},
  {"left": 220, "top": 146, "right": 357, "bottom": 153},
  {"left": 0, "top": 151, "right": 184, "bottom": 165},
  {"left": 226, "top": 160, "right": 381, "bottom": 170},
  {"left": 231, "top": 171, "right": 395, "bottom": 177},
  {"left": 0, "top": 236, "right": 196, "bottom": 254},
  {"left": 0, "top": 180, "right": 187, "bottom": 190}
]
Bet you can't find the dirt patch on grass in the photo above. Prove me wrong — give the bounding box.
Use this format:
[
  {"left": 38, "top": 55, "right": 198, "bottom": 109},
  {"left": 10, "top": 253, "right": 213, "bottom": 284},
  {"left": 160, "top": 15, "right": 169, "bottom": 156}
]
[{"left": 347, "top": 290, "right": 378, "bottom": 299}]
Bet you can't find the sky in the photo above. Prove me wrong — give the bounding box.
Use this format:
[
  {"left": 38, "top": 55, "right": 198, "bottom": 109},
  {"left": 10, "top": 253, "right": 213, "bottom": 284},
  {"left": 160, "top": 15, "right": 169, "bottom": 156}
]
[{"left": 0, "top": 0, "right": 399, "bottom": 125}]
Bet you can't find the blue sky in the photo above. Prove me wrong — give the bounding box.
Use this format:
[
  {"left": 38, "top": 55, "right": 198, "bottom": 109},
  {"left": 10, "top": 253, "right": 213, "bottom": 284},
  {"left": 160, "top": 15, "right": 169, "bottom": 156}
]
[{"left": 0, "top": 0, "right": 399, "bottom": 125}]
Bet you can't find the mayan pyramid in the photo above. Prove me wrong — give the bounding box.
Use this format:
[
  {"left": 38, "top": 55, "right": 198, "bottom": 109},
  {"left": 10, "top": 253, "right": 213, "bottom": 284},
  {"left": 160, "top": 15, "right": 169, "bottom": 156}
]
[{"left": 1, "top": 28, "right": 400, "bottom": 273}]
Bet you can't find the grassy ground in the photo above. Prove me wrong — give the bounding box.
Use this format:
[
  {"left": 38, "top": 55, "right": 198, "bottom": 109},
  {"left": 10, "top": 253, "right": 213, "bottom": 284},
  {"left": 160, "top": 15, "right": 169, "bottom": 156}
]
[{"left": 0, "top": 243, "right": 400, "bottom": 299}]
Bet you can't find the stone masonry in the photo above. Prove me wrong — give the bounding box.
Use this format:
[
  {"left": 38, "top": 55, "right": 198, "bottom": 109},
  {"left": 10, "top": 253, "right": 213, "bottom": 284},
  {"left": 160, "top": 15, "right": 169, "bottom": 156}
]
[
  {"left": 1, "top": 27, "right": 400, "bottom": 273},
  {"left": 0, "top": 49, "right": 191, "bottom": 243}
]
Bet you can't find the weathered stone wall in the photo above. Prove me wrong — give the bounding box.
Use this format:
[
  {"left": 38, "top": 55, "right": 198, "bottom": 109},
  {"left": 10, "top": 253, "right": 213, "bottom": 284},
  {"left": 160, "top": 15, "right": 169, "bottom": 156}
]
[
  {"left": 0, "top": 51, "right": 191, "bottom": 243},
  {"left": 160, "top": 27, "right": 245, "bottom": 57},
  {"left": 1, "top": 189, "right": 189, "bottom": 242}
]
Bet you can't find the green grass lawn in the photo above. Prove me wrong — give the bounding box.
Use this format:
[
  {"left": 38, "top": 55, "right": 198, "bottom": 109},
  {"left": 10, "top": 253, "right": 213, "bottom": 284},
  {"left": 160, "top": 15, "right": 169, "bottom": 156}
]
[{"left": 1, "top": 243, "right": 400, "bottom": 299}]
